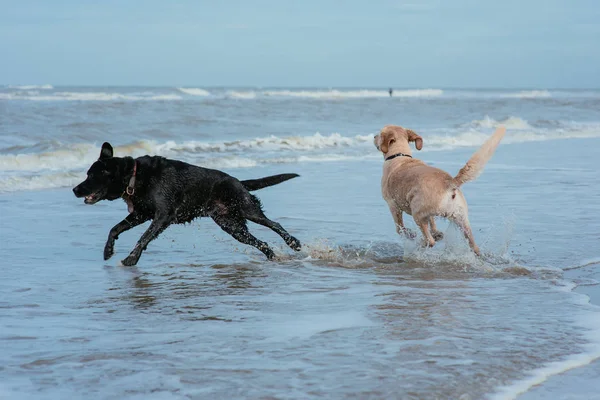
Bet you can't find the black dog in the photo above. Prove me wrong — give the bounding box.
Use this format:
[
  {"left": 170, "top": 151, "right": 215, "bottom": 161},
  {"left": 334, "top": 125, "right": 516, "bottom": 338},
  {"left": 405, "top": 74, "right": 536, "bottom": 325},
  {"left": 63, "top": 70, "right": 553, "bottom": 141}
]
[{"left": 73, "top": 142, "right": 301, "bottom": 266}]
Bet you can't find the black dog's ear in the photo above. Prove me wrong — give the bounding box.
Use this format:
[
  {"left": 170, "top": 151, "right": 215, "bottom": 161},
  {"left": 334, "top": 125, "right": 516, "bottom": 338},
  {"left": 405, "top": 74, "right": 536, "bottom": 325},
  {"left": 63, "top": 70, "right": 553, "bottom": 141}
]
[{"left": 99, "top": 142, "right": 113, "bottom": 160}]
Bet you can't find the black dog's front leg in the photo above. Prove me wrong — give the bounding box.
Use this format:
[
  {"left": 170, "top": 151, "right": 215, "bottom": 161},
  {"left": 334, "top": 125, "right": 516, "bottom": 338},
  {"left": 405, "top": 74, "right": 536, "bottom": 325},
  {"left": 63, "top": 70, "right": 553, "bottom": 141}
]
[
  {"left": 104, "top": 212, "right": 150, "bottom": 260},
  {"left": 121, "top": 214, "right": 172, "bottom": 266}
]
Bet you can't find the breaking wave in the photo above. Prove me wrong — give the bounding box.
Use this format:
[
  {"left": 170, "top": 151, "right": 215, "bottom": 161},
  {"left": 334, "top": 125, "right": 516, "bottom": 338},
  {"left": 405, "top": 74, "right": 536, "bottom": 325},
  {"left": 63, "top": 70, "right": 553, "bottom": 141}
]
[
  {"left": 467, "top": 116, "right": 532, "bottom": 130},
  {"left": 262, "top": 89, "right": 443, "bottom": 99},
  {"left": 5, "top": 88, "right": 594, "bottom": 101},
  {"left": 502, "top": 90, "right": 552, "bottom": 99},
  {"left": 226, "top": 91, "right": 257, "bottom": 99},
  {"left": 7, "top": 84, "right": 53, "bottom": 90},
  {"left": 0, "top": 133, "right": 374, "bottom": 174},
  {"left": 2, "top": 116, "right": 600, "bottom": 193},
  {"left": 177, "top": 87, "right": 211, "bottom": 96},
  {"left": 0, "top": 91, "right": 182, "bottom": 101}
]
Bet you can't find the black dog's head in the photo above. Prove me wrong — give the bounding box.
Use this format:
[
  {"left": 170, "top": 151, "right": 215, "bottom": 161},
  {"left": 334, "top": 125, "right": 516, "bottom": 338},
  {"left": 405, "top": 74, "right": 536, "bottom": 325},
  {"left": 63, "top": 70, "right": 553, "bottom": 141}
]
[{"left": 73, "top": 142, "right": 131, "bottom": 204}]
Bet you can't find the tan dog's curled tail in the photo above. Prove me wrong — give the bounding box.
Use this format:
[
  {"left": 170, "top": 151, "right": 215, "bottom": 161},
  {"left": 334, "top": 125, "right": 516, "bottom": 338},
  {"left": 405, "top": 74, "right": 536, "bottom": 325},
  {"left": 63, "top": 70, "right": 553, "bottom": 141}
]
[{"left": 453, "top": 126, "right": 506, "bottom": 187}]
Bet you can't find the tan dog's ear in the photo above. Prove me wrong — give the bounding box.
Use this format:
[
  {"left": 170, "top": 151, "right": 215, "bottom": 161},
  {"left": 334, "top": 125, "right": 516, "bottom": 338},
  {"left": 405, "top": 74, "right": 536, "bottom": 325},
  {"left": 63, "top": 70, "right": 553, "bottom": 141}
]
[
  {"left": 380, "top": 130, "right": 395, "bottom": 153},
  {"left": 407, "top": 129, "right": 423, "bottom": 150}
]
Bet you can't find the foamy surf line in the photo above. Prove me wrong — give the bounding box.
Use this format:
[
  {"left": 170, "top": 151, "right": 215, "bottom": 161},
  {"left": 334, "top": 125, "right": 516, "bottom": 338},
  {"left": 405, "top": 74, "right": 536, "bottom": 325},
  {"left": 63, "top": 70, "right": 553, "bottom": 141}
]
[
  {"left": 3, "top": 123, "right": 600, "bottom": 172},
  {"left": 261, "top": 88, "right": 443, "bottom": 99},
  {"left": 500, "top": 90, "right": 552, "bottom": 99},
  {"left": 564, "top": 257, "right": 600, "bottom": 271},
  {"left": 490, "top": 280, "right": 600, "bottom": 400},
  {"left": 0, "top": 92, "right": 182, "bottom": 101},
  {"left": 491, "top": 352, "right": 600, "bottom": 400},
  {"left": 7, "top": 84, "right": 53, "bottom": 90},
  {"left": 0, "top": 154, "right": 376, "bottom": 193},
  {"left": 1, "top": 88, "right": 445, "bottom": 101},
  {"left": 2, "top": 121, "right": 600, "bottom": 193},
  {"left": 177, "top": 87, "right": 210, "bottom": 96}
]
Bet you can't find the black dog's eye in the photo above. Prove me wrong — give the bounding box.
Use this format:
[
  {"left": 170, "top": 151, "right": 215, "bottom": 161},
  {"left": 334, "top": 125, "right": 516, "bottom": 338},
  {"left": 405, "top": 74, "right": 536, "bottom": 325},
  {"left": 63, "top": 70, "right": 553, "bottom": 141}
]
[{"left": 101, "top": 170, "right": 110, "bottom": 176}]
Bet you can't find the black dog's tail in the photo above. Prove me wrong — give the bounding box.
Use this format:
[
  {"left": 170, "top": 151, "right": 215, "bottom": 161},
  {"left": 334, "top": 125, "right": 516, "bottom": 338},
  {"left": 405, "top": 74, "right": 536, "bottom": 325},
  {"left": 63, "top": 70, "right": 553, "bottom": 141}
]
[{"left": 241, "top": 173, "right": 299, "bottom": 191}]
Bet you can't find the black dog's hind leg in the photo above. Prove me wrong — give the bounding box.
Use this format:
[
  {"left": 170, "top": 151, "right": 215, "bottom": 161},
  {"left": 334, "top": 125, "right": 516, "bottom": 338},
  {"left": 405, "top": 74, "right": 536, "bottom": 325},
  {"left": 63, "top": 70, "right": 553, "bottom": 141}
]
[
  {"left": 213, "top": 215, "right": 275, "bottom": 260},
  {"left": 104, "top": 212, "right": 150, "bottom": 260},
  {"left": 243, "top": 203, "right": 301, "bottom": 251},
  {"left": 121, "top": 214, "right": 172, "bottom": 266}
]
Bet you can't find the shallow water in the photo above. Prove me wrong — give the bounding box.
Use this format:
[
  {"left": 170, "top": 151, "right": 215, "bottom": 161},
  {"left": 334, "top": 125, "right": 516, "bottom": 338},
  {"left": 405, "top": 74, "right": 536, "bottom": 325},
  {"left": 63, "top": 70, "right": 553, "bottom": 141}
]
[{"left": 1, "top": 87, "right": 600, "bottom": 399}]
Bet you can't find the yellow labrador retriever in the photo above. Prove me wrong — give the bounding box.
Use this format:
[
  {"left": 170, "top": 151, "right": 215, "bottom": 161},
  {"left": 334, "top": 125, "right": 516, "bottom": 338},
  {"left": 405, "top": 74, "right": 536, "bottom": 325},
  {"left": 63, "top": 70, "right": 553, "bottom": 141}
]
[{"left": 374, "top": 125, "right": 506, "bottom": 255}]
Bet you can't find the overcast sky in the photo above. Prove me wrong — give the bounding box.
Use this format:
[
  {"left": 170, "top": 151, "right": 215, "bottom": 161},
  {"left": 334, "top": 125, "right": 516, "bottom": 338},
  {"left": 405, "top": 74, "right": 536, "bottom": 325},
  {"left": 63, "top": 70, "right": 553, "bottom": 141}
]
[{"left": 1, "top": 0, "right": 598, "bottom": 87}]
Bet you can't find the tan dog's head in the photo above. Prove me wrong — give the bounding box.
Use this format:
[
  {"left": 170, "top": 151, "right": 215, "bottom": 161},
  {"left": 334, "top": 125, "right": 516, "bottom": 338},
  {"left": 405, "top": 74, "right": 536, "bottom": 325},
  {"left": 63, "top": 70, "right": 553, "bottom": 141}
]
[{"left": 373, "top": 125, "right": 423, "bottom": 156}]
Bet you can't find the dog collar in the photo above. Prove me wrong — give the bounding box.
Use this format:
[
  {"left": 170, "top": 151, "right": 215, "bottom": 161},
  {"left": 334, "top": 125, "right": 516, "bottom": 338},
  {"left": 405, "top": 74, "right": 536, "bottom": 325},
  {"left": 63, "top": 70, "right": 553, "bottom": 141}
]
[
  {"left": 385, "top": 152, "right": 412, "bottom": 161},
  {"left": 126, "top": 160, "right": 137, "bottom": 196}
]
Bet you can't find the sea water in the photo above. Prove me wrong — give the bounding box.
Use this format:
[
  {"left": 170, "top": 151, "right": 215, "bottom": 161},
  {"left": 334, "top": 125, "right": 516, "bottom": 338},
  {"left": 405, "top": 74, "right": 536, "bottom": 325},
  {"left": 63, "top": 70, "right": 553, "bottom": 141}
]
[{"left": 1, "top": 86, "right": 599, "bottom": 399}]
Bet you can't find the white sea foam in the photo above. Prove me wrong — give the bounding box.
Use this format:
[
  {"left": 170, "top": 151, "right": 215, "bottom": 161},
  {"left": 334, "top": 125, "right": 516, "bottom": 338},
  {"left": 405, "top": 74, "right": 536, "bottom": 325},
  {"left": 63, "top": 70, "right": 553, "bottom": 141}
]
[
  {"left": 0, "top": 153, "right": 368, "bottom": 193},
  {"left": 389, "top": 89, "right": 444, "bottom": 97},
  {"left": 150, "top": 133, "right": 374, "bottom": 155},
  {"left": 262, "top": 89, "right": 443, "bottom": 99},
  {"left": 227, "top": 90, "right": 257, "bottom": 99},
  {"left": 468, "top": 116, "right": 532, "bottom": 130},
  {"left": 490, "top": 286, "right": 600, "bottom": 400},
  {"left": 491, "top": 352, "right": 600, "bottom": 400},
  {"left": 2, "top": 121, "right": 600, "bottom": 192},
  {"left": 3, "top": 124, "right": 600, "bottom": 175},
  {"left": 0, "top": 171, "right": 83, "bottom": 193},
  {"left": 0, "top": 144, "right": 100, "bottom": 171},
  {"left": 7, "top": 84, "right": 53, "bottom": 90},
  {"left": 565, "top": 257, "right": 600, "bottom": 271},
  {"left": 0, "top": 92, "right": 182, "bottom": 101},
  {"left": 177, "top": 87, "right": 211, "bottom": 96},
  {"left": 502, "top": 90, "right": 552, "bottom": 99}
]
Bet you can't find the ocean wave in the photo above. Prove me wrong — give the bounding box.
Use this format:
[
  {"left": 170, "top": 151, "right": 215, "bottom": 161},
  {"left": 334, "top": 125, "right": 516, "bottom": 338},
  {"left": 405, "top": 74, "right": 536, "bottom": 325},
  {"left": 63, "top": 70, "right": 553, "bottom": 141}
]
[
  {"left": 502, "top": 90, "right": 552, "bottom": 99},
  {"left": 0, "top": 153, "right": 373, "bottom": 193},
  {"left": 392, "top": 89, "right": 444, "bottom": 97},
  {"left": 0, "top": 134, "right": 373, "bottom": 172},
  {"left": 154, "top": 133, "right": 374, "bottom": 153},
  {"left": 467, "top": 116, "right": 532, "bottom": 130},
  {"left": 7, "top": 84, "right": 53, "bottom": 90},
  {"left": 3, "top": 123, "right": 600, "bottom": 174},
  {"left": 3, "top": 122, "right": 600, "bottom": 192},
  {"left": 262, "top": 89, "right": 443, "bottom": 99},
  {"left": 226, "top": 91, "right": 257, "bottom": 99},
  {"left": 0, "top": 171, "right": 83, "bottom": 193},
  {"left": 177, "top": 87, "right": 211, "bottom": 96},
  {"left": 0, "top": 92, "right": 182, "bottom": 101}
]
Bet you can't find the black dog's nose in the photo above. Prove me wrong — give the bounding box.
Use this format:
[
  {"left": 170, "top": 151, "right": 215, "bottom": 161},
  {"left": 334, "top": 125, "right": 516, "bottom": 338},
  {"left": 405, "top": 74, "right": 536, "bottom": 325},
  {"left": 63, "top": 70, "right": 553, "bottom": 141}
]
[{"left": 73, "top": 186, "right": 80, "bottom": 196}]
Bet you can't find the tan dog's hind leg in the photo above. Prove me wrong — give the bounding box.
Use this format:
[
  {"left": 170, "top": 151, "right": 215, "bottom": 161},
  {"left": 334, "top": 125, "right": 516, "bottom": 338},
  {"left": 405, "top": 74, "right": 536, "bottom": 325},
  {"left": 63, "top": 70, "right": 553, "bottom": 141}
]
[
  {"left": 450, "top": 215, "right": 480, "bottom": 255},
  {"left": 429, "top": 217, "right": 444, "bottom": 241},
  {"left": 416, "top": 217, "right": 436, "bottom": 248},
  {"left": 388, "top": 205, "right": 416, "bottom": 239}
]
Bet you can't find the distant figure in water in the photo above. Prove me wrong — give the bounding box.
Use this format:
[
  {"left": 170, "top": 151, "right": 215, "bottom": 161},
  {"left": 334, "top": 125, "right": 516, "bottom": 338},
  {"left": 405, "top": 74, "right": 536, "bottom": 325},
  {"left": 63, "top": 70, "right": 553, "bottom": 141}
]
[{"left": 389, "top": 88, "right": 393, "bottom": 97}]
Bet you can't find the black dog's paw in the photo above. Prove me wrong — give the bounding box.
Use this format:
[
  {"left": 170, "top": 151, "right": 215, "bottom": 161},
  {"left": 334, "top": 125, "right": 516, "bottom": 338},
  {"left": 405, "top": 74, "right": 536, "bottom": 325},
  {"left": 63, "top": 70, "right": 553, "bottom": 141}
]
[
  {"left": 287, "top": 236, "right": 302, "bottom": 251},
  {"left": 121, "top": 254, "right": 139, "bottom": 267},
  {"left": 264, "top": 248, "right": 276, "bottom": 260},
  {"left": 103, "top": 242, "right": 114, "bottom": 260},
  {"left": 432, "top": 231, "right": 444, "bottom": 241}
]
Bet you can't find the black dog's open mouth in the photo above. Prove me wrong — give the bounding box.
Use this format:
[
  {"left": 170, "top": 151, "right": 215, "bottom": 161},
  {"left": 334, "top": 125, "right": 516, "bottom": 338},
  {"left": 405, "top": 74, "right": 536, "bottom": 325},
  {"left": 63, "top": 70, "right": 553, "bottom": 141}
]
[{"left": 84, "top": 192, "right": 102, "bottom": 204}]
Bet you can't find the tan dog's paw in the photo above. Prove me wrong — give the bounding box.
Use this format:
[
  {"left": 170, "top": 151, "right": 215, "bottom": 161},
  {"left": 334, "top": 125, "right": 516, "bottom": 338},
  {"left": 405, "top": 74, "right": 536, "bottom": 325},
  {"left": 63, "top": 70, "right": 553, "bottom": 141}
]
[
  {"left": 431, "top": 231, "right": 444, "bottom": 241},
  {"left": 398, "top": 228, "right": 417, "bottom": 239},
  {"left": 421, "top": 238, "right": 435, "bottom": 248}
]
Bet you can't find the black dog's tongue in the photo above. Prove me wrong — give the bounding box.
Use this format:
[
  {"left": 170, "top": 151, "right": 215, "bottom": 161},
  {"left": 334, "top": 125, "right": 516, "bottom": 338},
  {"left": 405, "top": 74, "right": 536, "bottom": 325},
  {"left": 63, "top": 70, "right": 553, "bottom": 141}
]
[{"left": 126, "top": 198, "right": 134, "bottom": 213}]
